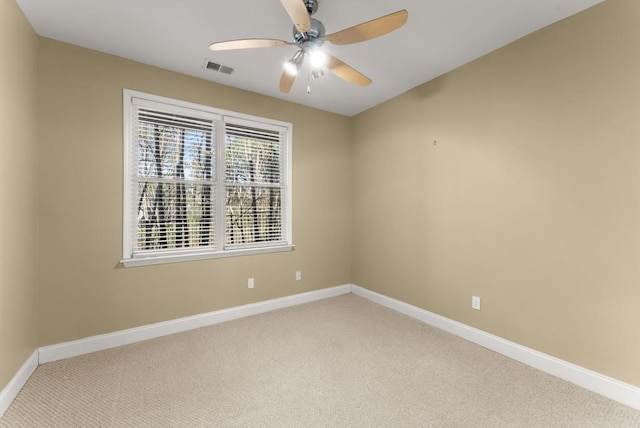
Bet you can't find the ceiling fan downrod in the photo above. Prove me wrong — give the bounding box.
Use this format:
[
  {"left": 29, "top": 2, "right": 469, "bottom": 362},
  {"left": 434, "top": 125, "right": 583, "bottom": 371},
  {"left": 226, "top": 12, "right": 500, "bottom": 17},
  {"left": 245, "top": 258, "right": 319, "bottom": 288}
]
[{"left": 303, "top": 0, "right": 319, "bottom": 16}]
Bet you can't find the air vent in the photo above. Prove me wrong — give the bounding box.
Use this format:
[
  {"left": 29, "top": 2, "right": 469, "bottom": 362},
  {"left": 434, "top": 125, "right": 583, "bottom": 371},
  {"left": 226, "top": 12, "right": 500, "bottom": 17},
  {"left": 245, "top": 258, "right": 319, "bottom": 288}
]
[{"left": 205, "top": 60, "right": 234, "bottom": 75}]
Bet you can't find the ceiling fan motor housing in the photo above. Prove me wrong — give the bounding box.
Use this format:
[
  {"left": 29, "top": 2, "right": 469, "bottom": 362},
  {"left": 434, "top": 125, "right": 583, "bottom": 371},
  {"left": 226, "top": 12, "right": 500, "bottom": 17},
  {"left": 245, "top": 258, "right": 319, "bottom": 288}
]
[{"left": 293, "top": 17, "right": 325, "bottom": 44}]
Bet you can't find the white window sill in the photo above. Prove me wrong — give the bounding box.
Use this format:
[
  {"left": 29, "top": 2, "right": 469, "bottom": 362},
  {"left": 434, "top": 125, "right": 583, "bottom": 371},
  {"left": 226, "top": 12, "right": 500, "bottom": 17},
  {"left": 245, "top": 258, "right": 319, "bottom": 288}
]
[{"left": 121, "top": 245, "right": 295, "bottom": 267}]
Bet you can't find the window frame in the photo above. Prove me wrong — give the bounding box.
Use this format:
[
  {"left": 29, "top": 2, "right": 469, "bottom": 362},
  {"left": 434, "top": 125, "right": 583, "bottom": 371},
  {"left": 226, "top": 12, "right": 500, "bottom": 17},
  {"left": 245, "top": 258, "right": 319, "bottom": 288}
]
[{"left": 122, "top": 89, "right": 293, "bottom": 267}]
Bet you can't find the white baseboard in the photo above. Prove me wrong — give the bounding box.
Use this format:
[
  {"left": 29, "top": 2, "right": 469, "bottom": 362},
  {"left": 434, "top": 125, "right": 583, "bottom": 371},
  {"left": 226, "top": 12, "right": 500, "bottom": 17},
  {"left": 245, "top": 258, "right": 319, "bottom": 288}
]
[
  {"left": 351, "top": 284, "right": 640, "bottom": 411},
  {"left": 0, "top": 350, "right": 38, "bottom": 418},
  {"left": 39, "top": 284, "right": 352, "bottom": 364},
  {"left": 11, "top": 284, "right": 639, "bottom": 416}
]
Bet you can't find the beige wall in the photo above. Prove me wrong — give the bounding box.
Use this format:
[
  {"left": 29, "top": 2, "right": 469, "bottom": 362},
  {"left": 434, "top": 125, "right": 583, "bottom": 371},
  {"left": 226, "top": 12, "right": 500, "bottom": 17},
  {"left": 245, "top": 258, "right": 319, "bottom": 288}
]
[
  {"left": 352, "top": 0, "right": 640, "bottom": 387},
  {"left": 0, "top": 0, "right": 39, "bottom": 390},
  {"left": 37, "top": 39, "right": 352, "bottom": 346}
]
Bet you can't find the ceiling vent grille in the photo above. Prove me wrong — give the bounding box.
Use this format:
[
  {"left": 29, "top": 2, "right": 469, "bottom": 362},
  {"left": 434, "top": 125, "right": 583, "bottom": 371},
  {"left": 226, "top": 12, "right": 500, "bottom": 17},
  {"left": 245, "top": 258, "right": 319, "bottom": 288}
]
[{"left": 205, "top": 60, "right": 234, "bottom": 75}]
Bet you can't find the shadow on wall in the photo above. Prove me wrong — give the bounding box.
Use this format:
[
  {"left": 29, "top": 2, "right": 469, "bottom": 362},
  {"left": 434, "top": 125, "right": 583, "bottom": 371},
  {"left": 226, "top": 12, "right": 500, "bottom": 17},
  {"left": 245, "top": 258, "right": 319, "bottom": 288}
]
[{"left": 408, "top": 74, "right": 451, "bottom": 101}]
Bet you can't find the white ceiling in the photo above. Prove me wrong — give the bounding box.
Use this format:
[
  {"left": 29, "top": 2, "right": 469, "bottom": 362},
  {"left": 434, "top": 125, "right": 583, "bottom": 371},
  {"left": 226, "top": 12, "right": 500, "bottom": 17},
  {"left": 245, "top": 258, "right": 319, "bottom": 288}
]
[{"left": 16, "top": 0, "right": 604, "bottom": 116}]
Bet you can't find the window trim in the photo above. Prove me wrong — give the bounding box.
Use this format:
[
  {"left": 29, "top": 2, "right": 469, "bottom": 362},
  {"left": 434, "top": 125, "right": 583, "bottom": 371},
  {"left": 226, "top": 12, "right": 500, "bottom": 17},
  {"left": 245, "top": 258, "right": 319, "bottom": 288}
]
[{"left": 121, "top": 89, "right": 293, "bottom": 267}]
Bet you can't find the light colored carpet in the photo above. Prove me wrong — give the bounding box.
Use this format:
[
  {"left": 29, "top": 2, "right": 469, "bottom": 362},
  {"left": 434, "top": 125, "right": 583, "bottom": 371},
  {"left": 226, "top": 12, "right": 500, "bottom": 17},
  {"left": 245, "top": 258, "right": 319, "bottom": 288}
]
[{"left": 2, "top": 294, "right": 639, "bottom": 427}]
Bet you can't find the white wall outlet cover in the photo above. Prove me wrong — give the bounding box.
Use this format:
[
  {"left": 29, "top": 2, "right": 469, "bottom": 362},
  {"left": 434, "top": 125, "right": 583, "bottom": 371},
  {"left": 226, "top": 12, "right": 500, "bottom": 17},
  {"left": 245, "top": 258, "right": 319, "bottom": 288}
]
[
  {"left": 472, "top": 296, "right": 481, "bottom": 310},
  {"left": 248, "top": 278, "right": 255, "bottom": 289},
  {"left": 296, "top": 271, "right": 302, "bottom": 281}
]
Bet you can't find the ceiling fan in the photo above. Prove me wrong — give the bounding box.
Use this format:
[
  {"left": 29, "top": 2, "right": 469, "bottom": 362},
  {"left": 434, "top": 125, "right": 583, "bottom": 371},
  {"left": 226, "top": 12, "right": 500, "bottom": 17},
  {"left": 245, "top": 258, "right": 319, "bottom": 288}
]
[{"left": 209, "top": 0, "right": 408, "bottom": 93}]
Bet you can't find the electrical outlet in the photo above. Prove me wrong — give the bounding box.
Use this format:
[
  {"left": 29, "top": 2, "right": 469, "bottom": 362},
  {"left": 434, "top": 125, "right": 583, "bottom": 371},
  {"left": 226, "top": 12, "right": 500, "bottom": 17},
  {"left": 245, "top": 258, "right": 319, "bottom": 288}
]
[
  {"left": 472, "top": 296, "right": 481, "bottom": 310},
  {"left": 296, "top": 271, "right": 302, "bottom": 281},
  {"left": 248, "top": 278, "right": 254, "bottom": 289}
]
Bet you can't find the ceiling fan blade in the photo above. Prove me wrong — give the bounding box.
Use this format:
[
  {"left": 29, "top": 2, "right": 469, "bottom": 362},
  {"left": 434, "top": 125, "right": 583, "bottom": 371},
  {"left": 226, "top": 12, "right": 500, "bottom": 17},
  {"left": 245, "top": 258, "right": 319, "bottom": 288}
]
[
  {"left": 209, "top": 38, "right": 289, "bottom": 51},
  {"left": 280, "top": 0, "right": 311, "bottom": 33},
  {"left": 325, "top": 10, "right": 408, "bottom": 45},
  {"left": 326, "top": 54, "right": 372, "bottom": 87},
  {"left": 280, "top": 70, "right": 297, "bottom": 93}
]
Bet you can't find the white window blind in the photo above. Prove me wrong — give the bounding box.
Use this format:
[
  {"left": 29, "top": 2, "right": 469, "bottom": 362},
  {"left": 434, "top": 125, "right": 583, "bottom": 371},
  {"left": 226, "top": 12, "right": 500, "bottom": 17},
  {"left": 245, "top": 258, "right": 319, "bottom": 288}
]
[
  {"left": 132, "top": 106, "right": 217, "bottom": 255},
  {"left": 225, "top": 122, "right": 287, "bottom": 249},
  {"left": 122, "top": 90, "right": 292, "bottom": 267}
]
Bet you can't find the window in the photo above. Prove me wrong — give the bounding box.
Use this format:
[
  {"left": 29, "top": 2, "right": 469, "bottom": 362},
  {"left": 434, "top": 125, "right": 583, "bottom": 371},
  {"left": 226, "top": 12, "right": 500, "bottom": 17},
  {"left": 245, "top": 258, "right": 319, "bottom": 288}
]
[{"left": 122, "top": 90, "right": 292, "bottom": 267}]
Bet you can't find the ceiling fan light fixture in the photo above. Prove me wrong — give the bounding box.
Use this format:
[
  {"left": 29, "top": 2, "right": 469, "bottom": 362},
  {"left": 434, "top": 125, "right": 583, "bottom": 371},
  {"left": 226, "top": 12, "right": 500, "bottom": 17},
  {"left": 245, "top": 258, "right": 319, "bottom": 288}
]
[
  {"left": 284, "top": 50, "right": 304, "bottom": 76},
  {"left": 311, "top": 69, "right": 324, "bottom": 80},
  {"left": 309, "top": 49, "right": 327, "bottom": 69}
]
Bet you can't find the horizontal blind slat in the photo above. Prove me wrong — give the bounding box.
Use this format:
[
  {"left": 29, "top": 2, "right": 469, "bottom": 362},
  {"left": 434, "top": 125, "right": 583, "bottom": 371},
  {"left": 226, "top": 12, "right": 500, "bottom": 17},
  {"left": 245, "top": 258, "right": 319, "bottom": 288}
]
[
  {"left": 225, "top": 123, "right": 281, "bottom": 142},
  {"left": 139, "top": 108, "right": 213, "bottom": 132}
]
